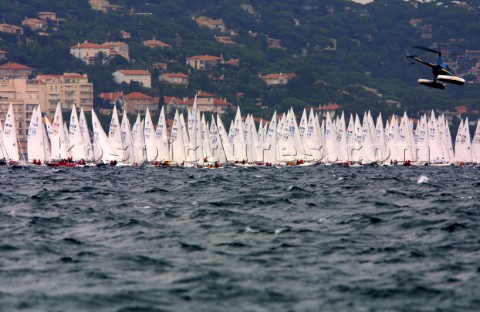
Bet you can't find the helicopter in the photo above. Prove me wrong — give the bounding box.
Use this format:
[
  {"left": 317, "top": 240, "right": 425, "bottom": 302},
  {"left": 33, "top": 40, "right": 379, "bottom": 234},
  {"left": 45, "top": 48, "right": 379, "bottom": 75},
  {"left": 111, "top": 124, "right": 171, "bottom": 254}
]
[{"left": 406, "top": 45, "right": 465, "bottom": 89}]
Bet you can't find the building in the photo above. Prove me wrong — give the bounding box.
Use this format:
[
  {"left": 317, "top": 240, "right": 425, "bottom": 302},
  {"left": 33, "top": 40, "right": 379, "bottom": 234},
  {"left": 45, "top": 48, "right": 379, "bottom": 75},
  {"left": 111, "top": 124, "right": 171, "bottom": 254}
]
[
  {"left": 0, "top": 79, "right": 40, "bottom": 145},
  {"left": 216, "top": 36, "right": 237, "bottom": 45},
  {"left": 159, "top": 73, "right": 189, "bottom": 86},
  {"left": 113, "top": 70, "right": 151, "bottom": 88},
  {"left": 313, "top": 104, "right": 340, "bottom": 119},
  {"left": 102, "top": 41, "right": 129, "bottom": 60},
  {"left": 195, "top": 16, "right": 226, "bottom": 32},
  {"left": 38, "top": 11, "right": 57, "bottom": 20},
  {"left": 89, "top": 0, "right": 124, "bottom": 12},
  {"left": 186, "top": 55, "right": 223, "bottom": 70},
  {"left": 266, "top": 36, "right": 282, "bottom": 49},
  {"left": 36, "top": 73, "right": 94, "bottom": 115},
  {"left": 0, "top": 63, "right": 33, "bottom": 79},
  {"left": 0, "top": 24, "right": 23, "bottom": 35},
  {"left": 21, "top": 18, "right": 46, "bottom": 31},
  {"left": 143, "top": 39, "right": 171, "bottom": 49},
  {"left": 0, "top": 50, "right": 7, "bottom": 61},
  {"left": 0, "top": 73, "right": 93, "bottom": 156},
  {"left": 124, "top": 92, "right": 159, "bottom": 114},
  {"left": 98, "top": 91, "right": 124, "bottom": 105},
  {"left": 260, "top": 73, "right": 296, "bottom": 86},
  {"left": 152, "top": 62, "right": 168, "bottom": 71},
  {"left": 165, "top": 91, "right": 231, "bottom": 115},
  {"left": 70, "top": 40, "right": 129, "bottom": 65}
]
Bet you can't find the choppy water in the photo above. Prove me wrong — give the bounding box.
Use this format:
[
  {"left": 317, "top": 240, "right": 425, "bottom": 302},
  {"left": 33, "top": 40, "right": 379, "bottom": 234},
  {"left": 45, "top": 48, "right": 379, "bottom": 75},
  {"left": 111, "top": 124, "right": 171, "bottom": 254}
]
[{"left": 1, "top": 165, "right": 479, "bottom": 311}]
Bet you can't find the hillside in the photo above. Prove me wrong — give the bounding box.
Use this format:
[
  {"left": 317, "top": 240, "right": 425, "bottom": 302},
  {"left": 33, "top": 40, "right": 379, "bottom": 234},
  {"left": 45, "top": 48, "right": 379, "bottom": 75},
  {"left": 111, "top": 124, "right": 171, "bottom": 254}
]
[{"left": 1, "top": 0, "right": 480, "bottom": 120}]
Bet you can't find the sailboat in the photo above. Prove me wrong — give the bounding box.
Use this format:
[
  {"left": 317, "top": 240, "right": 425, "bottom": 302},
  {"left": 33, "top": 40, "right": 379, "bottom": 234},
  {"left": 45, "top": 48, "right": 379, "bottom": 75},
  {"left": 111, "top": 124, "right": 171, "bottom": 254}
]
[
  {"left": 92, "top": 109, "right": 114, "bottom": 165},
  {"left": 108, "top": 104, "right": 125, "bottom": 163},
  {"left": 27, "top": 105, "right": 50, "bottom": 164},
  {"left": 131, "top": 113, "right": 146, "bottom": 165},
  {"left": 68, "top": 105, "right": 87, "bottom": 162},
  {"left": 49, "top": 102, "right": 68, "bottom": 162},
  {"left": 2, "top": 103, "right": 20, "bottom": 163},
  {"left": 120, "top": 110, "right": 135, "bottom": 166},
  {"left": 79, "top": 107, "right": 93, "bottom": 162}
]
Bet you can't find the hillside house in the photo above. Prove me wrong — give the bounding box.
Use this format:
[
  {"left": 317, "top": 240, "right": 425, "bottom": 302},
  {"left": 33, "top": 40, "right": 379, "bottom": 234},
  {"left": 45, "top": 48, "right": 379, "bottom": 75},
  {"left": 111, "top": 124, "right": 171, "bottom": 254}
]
[
  {"left": 0, "top": 24, "right": 23, "bottom": 35},
  {"left": 70, "top": 40, "right": 129, "bottom": 65},
  {"left": 0, "top": 50, "right": 7, "bottom": 61},
  {"left": 313, "top": 104, "right": 340, "bottom": 119},
  {"left": 0, "top": 62, "right": 33, "bottom": 79},
  {"left": 98, "top": 91, "right": 125, "bottom": 107},
  {"left": 124, "top": 92, "right": 159, "bottom": 114},
  {"left": 216, "top": 36, "right": 237, "bottom": 45},
  {"left": 36, "top": 73, "right": 94, "bottom": 114},
  {"left": 196, "top": 16, "right": 226, "bottom": 32},
  {"left": 113, "top": 70, "right": 151, "bottom": 88},
  {"left": 152, "top": 62, "right": 168, "bottom": 71},
  {"left": 159, "top": 73, "right": 189, "bottom": 86},
  {"left": 21, "top": 18, "right": 46, "bottom": 31},
  {"left": 260, "top": 73, "right": 297, "bottom": 86},
  {"left": 143, "top": 39, "right": 171, "bottom": 49},
  {"left": 186, "top": 55, "right": 223, "bottom": 70},
  {"left": 167, "top": 91, "right": 232, "bottom": 115}
]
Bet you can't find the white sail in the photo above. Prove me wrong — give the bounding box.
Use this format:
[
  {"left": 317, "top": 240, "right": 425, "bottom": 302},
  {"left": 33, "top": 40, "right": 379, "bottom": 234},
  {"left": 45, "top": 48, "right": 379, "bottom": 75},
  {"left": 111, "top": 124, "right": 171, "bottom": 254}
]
[
  {"left": 375, "top": 113, "right": 388, "bottom": 163},
  {"left": 415, "top": 114, "right": 430, "bottom": 163},
  {"left": 217, "top": 114, "right": 234, "bottom": 162},
  {"left": 398, "top": 112, "right": 414, "bottom": 162},
  {"left": 324, "top": 113, "right": 338, "bottom": 163},
  {"left": 428, "top": 111, "right": 445, "bottom": 163},
  {"left": 50, "top": 102, "right": 67, "bottom": 160},
  {"left": 209, "top": 114, "right": 227, "bottom": 164},
  {"left": 27, "top": 106, "right": 49, "bottom": 162},
  {"left": 132, "top": 113, "right": 146, "bottom": 164},
  {"left": 144, "top": 108, "right": 158, "bottom": 163},
  {"left": 108, "top": 105, "right": 124, "bottom": 162},
  {"left": 79, "top": 108, "right": 93, "bottom": 161},
  {"left": 472, "top": 120, "right": 480, "bottom": 164},
  {"left": 263, "top": 111, "right": 277, "bottom": 164},
  {"left": 92, "top": 109, "right": 113, "bottom": 163},
  {"left": 361, "top": 111, "right": 377, "bottom": 164},
  {"left": 169, "top": 110, "right": 186, "bottom": 164},
  {"left": 454, "top": 118, "right": 472, "bottom": 163},
  {"left": 68, "top": 105, "right": 87, "bottom": 161},
  {"left": 120, "top": 110, "right": 135, "bottom": 165},
  {"left": 155, "top": 106, "right": 170, "bottom": 162},
  {"left": 201, "top": 114, "right": 214, "bottom": 162},
  {"left": 229, "top": 106, "right": 247, "bottom": 162}
]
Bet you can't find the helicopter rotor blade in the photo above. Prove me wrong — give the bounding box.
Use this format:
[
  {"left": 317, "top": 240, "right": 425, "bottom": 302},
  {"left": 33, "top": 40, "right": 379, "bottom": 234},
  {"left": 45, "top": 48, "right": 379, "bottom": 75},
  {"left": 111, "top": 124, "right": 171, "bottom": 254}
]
[{"left": 412, "top": 45, "right": 441, "bottom": 54}]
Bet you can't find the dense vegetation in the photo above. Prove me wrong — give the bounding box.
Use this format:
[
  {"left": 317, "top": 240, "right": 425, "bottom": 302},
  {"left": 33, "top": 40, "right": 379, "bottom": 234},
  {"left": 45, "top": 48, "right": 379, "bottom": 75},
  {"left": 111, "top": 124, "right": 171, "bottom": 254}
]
[{"left": 1, "top": 0, "right": 479, "bottom": 121}]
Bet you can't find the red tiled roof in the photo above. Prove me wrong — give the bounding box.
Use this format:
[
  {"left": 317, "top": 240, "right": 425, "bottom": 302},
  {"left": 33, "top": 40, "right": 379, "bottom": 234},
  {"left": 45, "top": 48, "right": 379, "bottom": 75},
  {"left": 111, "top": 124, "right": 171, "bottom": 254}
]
[
  {"left": 70, "top": 42, "right": 104, "bottom": 49},
  {"left": 126, "top": 92, "right": 152, "bottom": 99},
  {"left": 261, "top": 73, "right": 296, "bottom": 79},
  {"left": 197, "top": 91, "right": 214, "bottom": 97},
  {"left": 164, "top": 96, "right": 186, "bottom": 105},
  {"left": 143, "top": 40, "right": 170, "bottom": 47},
  {"left": 164, "top": 73, "right": 189, "bottom": 78},
  {"left": 99, "top": 92, "right": 123, "bottom": 101},
  {"left": 0, "top": 62, "right": 32, "bottom": 70},
  {"left": 187, "top": 55, "right": 222, "bottom": 61},
  {"left": 24, "top": 18, "right": 44, "bottom": 23},
  {"left": 224, "top": 59, "right": 240, "bottom": 65},
  {"left": 119, "top": 70, "right": 150, "bottom": 75},
  {"left": 314, "top": 104, "right": 341, "bottom": 111},
  {"left": 213, "top": 99, "right": 230, "bottom": 106}
]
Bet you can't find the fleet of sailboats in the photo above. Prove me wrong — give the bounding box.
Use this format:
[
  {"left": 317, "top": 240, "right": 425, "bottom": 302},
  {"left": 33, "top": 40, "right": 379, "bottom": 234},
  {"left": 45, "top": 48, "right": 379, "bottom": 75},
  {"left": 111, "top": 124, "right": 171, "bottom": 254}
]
[{"left": 1, "top": 99, "right": 480, "bottom": 168}]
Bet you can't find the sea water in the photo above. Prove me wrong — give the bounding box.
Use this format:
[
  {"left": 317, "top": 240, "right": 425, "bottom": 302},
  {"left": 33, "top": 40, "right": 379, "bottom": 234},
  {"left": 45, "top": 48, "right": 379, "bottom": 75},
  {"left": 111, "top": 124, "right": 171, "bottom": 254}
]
[{"left": 0, "top": 165, "right": 479, "bottom": 311}]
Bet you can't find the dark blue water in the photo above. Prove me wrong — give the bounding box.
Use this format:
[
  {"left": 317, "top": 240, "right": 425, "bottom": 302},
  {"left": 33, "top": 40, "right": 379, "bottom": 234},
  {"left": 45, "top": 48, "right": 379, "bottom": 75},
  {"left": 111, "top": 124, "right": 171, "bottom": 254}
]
[{"left": 1, "top": 165, "right": 479, "bottom": 311}]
